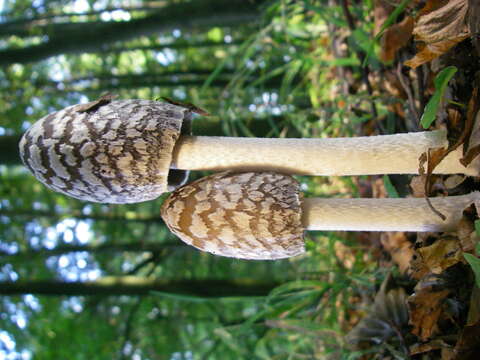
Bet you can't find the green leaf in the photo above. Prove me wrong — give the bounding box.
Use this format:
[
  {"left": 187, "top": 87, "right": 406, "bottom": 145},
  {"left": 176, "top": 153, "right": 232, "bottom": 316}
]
[
  {"left": 464, "top": 253, "right": 480, "bottom": 287},
  {"left": 420, "top": 66, "right": 458, "bottom": 129},
  {"left": 383, "top": 175, "right": 399, "bottom": 198},
  {"left": 207, "top": 27, "right": 223, "bottom": 42},
  {"left": 475, "top": 219, "right": 480, "bottom": 237},
  {"left": 325, "top": 57, "right": 361, "bottom": 67}
]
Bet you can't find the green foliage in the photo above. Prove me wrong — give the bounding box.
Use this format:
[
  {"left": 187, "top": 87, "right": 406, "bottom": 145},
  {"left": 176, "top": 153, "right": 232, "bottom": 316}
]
[
  {"left": 383, "top": 175, "right": 399, "bottom": 198},
  {"left": 464, "top": 254, "right": 480, "bottom": 288},
  {"left": 420, "top": 66, "right": 458, "bottom": 129},
  {"left": 0, "top": 0, "right": 384, "bottom": 358}
]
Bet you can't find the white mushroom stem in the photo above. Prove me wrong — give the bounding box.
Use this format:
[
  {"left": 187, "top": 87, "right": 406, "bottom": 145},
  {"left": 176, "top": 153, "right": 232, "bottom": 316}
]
[
  {"left": 302, "top": 192, "right": 480, "bottom": 232},
  {"left": 172, "top": 129, "right": 478, "bottom": 176}
]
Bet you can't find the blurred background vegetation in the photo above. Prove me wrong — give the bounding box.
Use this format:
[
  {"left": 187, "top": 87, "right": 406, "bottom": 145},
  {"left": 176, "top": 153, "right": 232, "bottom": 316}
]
[{"left": 0, "top": 0, "right": 408, "bottom": 358}]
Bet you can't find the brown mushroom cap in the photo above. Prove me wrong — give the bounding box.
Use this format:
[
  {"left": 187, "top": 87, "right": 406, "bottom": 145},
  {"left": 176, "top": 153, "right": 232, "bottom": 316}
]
[
  {"left": 161, "top": 171, "right": 305, "bottom": 260},
  {"left": 19, "top": 99, "right": 191, "bottom": 203}
]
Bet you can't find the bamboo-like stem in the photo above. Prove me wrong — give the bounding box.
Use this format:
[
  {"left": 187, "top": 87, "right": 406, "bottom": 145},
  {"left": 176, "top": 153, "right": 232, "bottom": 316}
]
[
  {"left": 302, "top": 192, "right": 480, "bottom": 232},
  {"left": 171, "top": 130, "right": 478, "bottom": 176}
]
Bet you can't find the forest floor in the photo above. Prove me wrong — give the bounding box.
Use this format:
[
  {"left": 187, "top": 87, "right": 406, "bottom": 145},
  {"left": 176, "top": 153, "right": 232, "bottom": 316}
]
[{"left": 343, "top": 1, "right": 480, "bottom": 358}]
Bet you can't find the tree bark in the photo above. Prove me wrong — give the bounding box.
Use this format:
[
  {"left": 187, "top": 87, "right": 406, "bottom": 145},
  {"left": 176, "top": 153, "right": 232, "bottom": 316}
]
[
  {"left": 0, "top": 277, "right": 279, "bottom": 297},
  {"left": 0, "top": 0, "right": 265, "bottom": 65}
]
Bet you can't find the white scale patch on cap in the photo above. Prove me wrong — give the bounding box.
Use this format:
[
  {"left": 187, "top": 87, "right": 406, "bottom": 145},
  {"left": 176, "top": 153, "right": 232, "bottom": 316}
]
[
  {"left": 59, "top": 144, "right": 77, "bottom": 166},
  {"left": 47, "top": 146, "right": 70, "bottom": 180}
]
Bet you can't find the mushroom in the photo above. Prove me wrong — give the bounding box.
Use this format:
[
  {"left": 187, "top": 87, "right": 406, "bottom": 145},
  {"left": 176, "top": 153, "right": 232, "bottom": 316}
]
[
  {"left": 160, "top": 171, "right": 480, "bottom": 260},
  {"left": 19, "top": 99, "right": 479, "bottom": 203}
]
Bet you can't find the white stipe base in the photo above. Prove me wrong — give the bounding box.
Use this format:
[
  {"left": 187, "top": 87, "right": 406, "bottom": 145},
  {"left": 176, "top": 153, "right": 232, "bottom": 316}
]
[{"left": 302, "top": 192, "right": 480, "bottom": 232}]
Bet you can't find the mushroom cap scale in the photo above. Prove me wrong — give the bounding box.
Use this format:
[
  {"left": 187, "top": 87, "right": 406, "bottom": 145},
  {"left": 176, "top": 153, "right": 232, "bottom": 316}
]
[
  {"left": 161, "top": 171, "right": 305, "bottom": 260},
  {"left": 19, "top": 99, "right": 190, "bottom": 203}
]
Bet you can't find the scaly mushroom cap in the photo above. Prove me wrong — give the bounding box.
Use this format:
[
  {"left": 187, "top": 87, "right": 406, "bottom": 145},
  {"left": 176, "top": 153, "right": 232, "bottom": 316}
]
[
  {"left": 161, "top": 171, "right": 305, "bottom": 260},
  {"left": 19, "top": 99, "right": 191, "bottom": 203}
]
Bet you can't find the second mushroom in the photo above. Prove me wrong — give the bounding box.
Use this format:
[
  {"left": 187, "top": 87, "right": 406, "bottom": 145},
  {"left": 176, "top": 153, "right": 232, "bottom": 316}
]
[{"left": 161, "top": 171, "right": 480, "bottom": 260}]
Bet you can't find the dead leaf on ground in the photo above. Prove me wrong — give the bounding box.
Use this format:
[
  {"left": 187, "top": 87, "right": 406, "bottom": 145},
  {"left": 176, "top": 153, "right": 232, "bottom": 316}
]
[
  {"left": 405, "top": 0, "right": 470, "bottom": 69},
  {"left": 457, "top": 217, "right": 476, "bottom": 253},
  {"left": 374, "top": 0, "right": 397, "bottom": 35},
  {"left": 347, "top": 273, "right": 409, "bottom": 350},
  {"left": 416, "top": 235, "right": 464, "bottom": 274},
  {"left": 380, "top": 232, "right": 415, "bottom": 274},
  {"left": 410, "top": 175, "right": 428, "bottom": 197},
  {"left": 409, "top": 339, "right": 451, "bottom": 355},
  {"left": 410, "top": 174, "right": 448, "bottom": 197},
  {"left": 468, "top": 0, "right": 480, "bottom": 56},
  {"left": 451, "top": 321, "right": 480, "bottom": 359},
  {"left": 410, "top": 233, "right": 440, "bottom": 280},
  {"left": 461, "top": 90, "right": 480, "bottom": 166},
  {"left": 408, "top": 274, "right": 451, "bottom": 340},
  {"left": 381, "top": 16, "right": 414, "bottom": 63}
]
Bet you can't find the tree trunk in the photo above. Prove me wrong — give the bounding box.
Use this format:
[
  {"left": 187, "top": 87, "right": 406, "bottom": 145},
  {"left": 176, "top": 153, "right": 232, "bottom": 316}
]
[
  {"left": 0, "top": 277, "right": 279, "bottom": 297},
  {"left": 0, "top": 0, "right": 265, "bottom": 65},
  {"left": 0, "top": 241, "right": 186, "bottom": 259},
  {"left": 99, "top": 39, "right": 244, "bottom": 55},
  {"left": 0, "top": 135, "right": 21, "bottom": 165},
  {"left": 0, "top": 208, "right": 164, "bottom": 223},
  {"left": 0, "top": 6, "right": 160, "bottom": 37}
]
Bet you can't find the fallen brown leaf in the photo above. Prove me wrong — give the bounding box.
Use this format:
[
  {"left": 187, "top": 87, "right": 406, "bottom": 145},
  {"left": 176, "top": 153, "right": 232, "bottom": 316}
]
[
  {"left": 408, "top": 274, "right": 450, "bottom": 340},
  {"left": 347, "top": 273, "right": 409, "bottom": 351},
  {"left": 409, "top": 339, "right": 451, "bottom": 355},
  {"left": 405, "top": 0, "right": 470, "bottom": 68},
  {"left": 381, "top": 16, "right": 414, "bottom": 63},
  {"left": 468, "top": 0, "right": 480, "bottom": 56},
  {"left": 410, "top": 175, "right": 428, "bottom": 197},
  {"left": 380, "top": 232, "right": 415, "bottom": 274},
  {"left": 461, "top": 144, "right": 480, "bottom": 166},
  {"left": 457, "top": 217, "right": 476, "bottom": 253},
  {"left": 451, "top": 321, "right": 480, "bottom": 359},
  {"left": 374, "top": 0, "right": 411, "bottom": 34},
  {"left": 417, "top": 235, "right": 463, "bottom": 274}
]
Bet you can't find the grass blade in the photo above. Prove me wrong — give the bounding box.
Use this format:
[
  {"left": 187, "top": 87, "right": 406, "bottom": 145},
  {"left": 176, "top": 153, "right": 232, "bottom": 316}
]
[{"left": 420, "top": 66, "right": 457, "bottom": 129}]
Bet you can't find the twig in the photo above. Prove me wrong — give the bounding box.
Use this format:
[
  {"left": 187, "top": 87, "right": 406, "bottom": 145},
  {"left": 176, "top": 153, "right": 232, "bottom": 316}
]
[
  {"left": 127, "top": 254, "right": 156, "bottom": 275},
  {"left": 416, "top": 65, "right": 427, "bottom": 115},
  {"left": 396, "top": 62, "right": 420, "bottom": 126}
]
